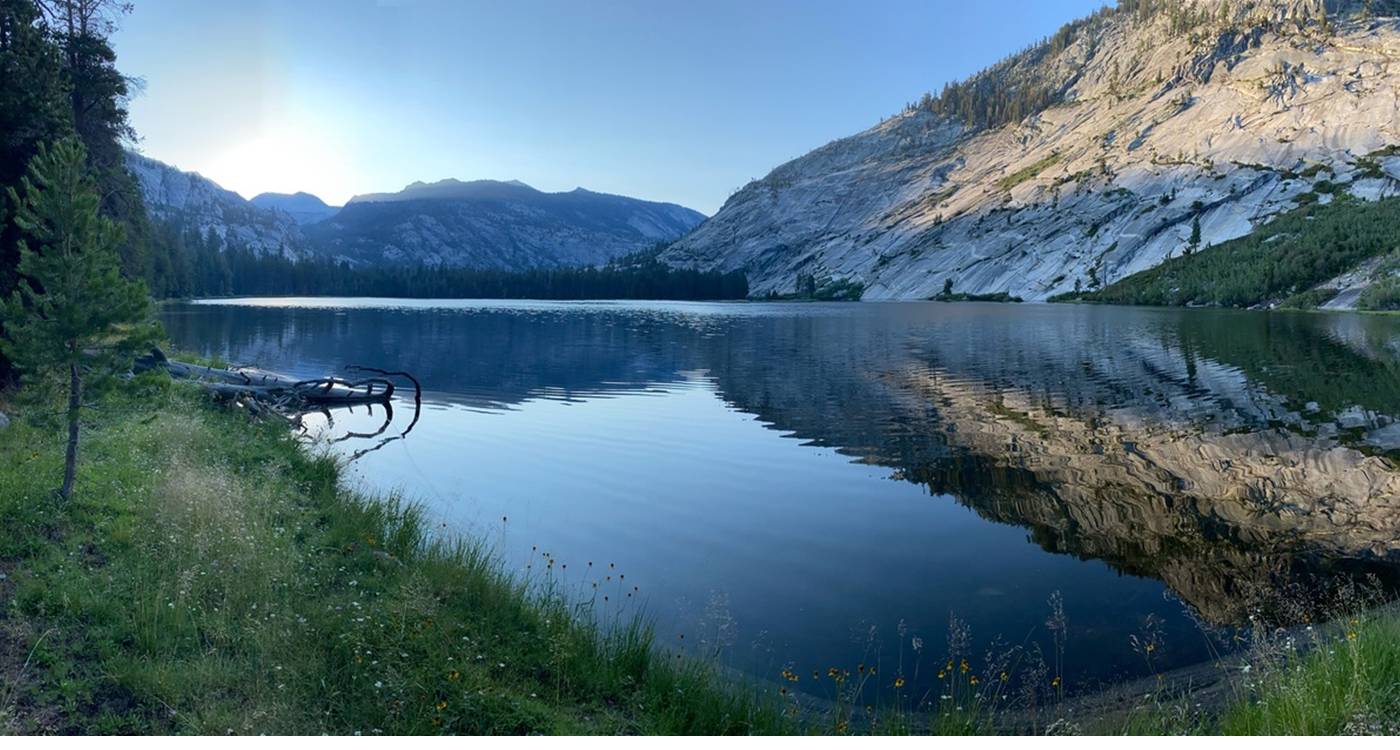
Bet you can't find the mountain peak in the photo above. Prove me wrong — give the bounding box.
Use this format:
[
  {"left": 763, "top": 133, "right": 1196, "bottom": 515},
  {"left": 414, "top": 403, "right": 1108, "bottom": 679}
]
[
  {"left": 347, "top": 178, "right": 539, "bottom": 204},
  {"left": 249, "top": 191, "right": 340, "bottom": 225}
]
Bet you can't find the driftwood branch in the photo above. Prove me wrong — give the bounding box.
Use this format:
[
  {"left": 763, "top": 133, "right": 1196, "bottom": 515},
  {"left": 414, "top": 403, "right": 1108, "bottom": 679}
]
[{"left": 134, "top": 349, "right": 422, "bottom": 427}]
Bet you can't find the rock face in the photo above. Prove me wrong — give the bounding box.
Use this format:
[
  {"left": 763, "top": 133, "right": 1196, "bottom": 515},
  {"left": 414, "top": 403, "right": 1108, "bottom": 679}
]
[
  {"left": 663, "top": 1, "right": 1400, "bottom": 300},
  {"left": 308, "top": 179, "right": 706, "bottom": 269},
  {"left": 248, "top": 192, "right": 339, "bottom": 225},
  {"left": 126, "top": 152, "right": 308, "bottom": 258}
]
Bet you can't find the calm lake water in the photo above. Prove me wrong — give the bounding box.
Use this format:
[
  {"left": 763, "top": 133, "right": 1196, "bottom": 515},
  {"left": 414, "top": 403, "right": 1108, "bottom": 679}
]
[{"left": 161, "top": 298, "right": 1400, "bottom": 694}]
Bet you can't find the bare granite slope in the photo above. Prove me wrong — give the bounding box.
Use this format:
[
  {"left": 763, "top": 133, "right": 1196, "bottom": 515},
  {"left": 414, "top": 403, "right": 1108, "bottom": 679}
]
[{"left": 664, "top": 1, "right": 1400, "bottom": 302}]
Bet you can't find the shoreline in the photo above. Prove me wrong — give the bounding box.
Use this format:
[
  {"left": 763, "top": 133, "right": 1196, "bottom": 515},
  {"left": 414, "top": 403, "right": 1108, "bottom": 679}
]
[{"left": 1, "top": 380, "right": 1393, "bottom": 734}]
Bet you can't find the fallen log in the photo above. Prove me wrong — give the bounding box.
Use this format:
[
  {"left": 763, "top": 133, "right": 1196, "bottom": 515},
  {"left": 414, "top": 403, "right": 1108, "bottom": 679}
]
[{"left": 134, "top": 348, "right": 419, "bottom": 419}]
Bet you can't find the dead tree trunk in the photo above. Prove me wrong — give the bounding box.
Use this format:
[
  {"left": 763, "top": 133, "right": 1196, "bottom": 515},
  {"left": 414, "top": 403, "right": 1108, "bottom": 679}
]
[{"left": 134, "top": 348, "right": 418, "bottom": 421}]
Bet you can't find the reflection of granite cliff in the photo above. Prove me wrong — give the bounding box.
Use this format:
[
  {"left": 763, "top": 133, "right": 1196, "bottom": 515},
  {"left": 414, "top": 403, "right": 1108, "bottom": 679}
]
[
  {"left": 891, "top": 368, "right": 1400, "bottom": 624},
  {"left": 701, "top": 310, "right": 1400, "bottom": 625}
]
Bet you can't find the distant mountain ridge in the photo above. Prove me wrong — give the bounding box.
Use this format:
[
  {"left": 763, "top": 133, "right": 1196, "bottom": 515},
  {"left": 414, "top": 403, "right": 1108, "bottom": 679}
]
[
  {"left": 249, "top": 192, "right": 340, "bottom": 225},
  {"left": 126, "top": 152, "right": 706, "bottom": 270},
  {"left": 310, "top": 178, "right": 706, "bottom": 269}
]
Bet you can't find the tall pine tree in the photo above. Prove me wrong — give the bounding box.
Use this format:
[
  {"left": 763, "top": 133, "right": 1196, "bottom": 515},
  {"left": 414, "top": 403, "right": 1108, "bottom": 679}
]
[{"left": 2, "top": 138, "right": 158, "bottom": 500}]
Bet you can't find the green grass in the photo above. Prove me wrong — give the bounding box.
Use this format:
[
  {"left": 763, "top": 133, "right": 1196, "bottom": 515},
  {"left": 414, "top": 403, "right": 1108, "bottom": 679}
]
[
  {"left": 1218, "top": 615, "right": 1400, "bottom": 735},
  {"left": 4, "top": 377, "right": 1400, "bottom": 735},
  {"left": 997, "top": 153, "right": 1062, "bottom": 191},
  {"left": 0, "top": 378, "right": 790, "bottom": 734},
  {"left": 1068, "top": 194, "right": 1400, "bottom": 308}
]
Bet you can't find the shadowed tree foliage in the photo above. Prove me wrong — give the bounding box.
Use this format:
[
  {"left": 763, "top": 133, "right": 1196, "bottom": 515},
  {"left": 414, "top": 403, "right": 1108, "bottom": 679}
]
[
  {"left": 1, "top": 0, "right": 75, "bottom": 383},
  {"left": 1, "top": 138, "right": 158, "bottom": 499}
]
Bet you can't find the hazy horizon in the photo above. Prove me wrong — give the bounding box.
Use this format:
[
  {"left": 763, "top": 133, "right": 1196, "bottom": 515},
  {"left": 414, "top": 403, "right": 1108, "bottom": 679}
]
[{"left": 112, "top": 0, "right": 1106, "bottom": 214}]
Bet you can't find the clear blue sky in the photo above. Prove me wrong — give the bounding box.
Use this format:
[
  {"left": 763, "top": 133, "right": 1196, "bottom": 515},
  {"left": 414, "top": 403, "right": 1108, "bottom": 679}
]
[{"left": 112, "top": 0, "right": 1108, "bottom": 213}]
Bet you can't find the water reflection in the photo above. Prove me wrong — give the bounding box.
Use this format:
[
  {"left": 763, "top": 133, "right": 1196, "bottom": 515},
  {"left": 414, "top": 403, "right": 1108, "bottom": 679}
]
[{"left": 162, "top": 299, "right": 1400, "bottom": 690}]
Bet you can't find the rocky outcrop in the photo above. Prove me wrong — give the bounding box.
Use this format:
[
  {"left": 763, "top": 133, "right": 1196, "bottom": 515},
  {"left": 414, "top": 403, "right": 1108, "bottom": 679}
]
[
  {"left": 663, "top": 3, "right": 1400, "bottom": 301},
  {"left": 126, "top": 152, "right": 309, "bottom": 258}
]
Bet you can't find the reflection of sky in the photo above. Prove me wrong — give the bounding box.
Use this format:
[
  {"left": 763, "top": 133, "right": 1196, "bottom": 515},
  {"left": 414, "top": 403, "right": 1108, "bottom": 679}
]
[
  {"left": 307, "top": 372, "right": 1196, "bottom": 692},
  {"left": 164, "top": 299, "right": 1400, "bottom": 693}
]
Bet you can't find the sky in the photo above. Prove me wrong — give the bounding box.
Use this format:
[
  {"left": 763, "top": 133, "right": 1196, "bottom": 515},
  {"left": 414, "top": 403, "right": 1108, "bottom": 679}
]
[{"left": 112, "top": 0, "right": 1109, "bottom": 214}]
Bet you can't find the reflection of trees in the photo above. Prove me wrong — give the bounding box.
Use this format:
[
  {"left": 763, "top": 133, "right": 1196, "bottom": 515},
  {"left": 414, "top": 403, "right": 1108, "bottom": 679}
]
[{"left": 1160, "top": 311, "right": 1400, "bottom": 420}]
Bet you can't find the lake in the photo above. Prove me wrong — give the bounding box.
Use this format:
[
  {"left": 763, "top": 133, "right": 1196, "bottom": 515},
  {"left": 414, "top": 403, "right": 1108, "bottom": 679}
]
[{"left": 160, "top": 298, "right": 1400, "bottom": 695}]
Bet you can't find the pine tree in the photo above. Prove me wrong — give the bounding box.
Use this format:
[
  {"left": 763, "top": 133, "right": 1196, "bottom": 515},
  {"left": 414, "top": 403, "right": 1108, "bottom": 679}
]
[
  {"left": 1, "top": 138, "right": 158, "bottom": 500},
  {"left": 1187, "top": 214, "right": 1202, "bottom": 255}
]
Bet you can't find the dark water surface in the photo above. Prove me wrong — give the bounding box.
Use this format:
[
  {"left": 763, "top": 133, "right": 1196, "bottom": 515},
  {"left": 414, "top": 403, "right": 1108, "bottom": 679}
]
[{"left": 161, "top": 298, "right": 1400, "bottom": 694}]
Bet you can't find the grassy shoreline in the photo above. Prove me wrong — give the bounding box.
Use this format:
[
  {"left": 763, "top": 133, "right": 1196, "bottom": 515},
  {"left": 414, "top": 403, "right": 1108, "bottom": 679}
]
[
  {"left": 0, "top": 380, "right": 787, "bottom": 734},
  {"left": 2, "top": 378, "right": 1398, "bottom": 735}
]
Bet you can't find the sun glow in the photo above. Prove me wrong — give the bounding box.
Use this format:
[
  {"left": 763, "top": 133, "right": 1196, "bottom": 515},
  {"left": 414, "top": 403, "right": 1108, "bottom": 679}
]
[{"left": 201, "top": 128, "right": 356, "bottom": 204}]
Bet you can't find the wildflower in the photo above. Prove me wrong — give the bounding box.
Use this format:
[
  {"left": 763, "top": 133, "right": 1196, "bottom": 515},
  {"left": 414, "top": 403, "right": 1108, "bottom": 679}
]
[
  {"left": 1051, "top": 677, "right": 1061, "bottom": 688},
  {"left": 1145, "top": 644, "right": 1155, "bottom": 653},
  {"left": 828, "top": 667, "right": 840, "bottom": 679},
  {"left": 448, "top": 671, "right": 460, "bottom": 681},
  {"left": 937, "top": 671, "right": 946, "bottom": 679},
  {"left": 435, "top": 701, "right": 447, "bottom": 711},
  {"left": 969, "top": 675, "right": 979, "bottom": 685},
  {"left": 779, "top": 687, "right": 788, "bottom": 696},
  {"left": 835, "top": 721, "right": 849, "bottom": 734},
  {"left": 1000, "top": 672, "right": 1008, "bottom": 682},
  {"left": 1347, "top": 631, "right": 1358, "bottom": 641},
  {"left": 894, "top": 676, "right": 906, "bottom": 688},
  {"left": 960, "top": 659, "right": 969, "bottom": 674}
]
